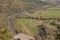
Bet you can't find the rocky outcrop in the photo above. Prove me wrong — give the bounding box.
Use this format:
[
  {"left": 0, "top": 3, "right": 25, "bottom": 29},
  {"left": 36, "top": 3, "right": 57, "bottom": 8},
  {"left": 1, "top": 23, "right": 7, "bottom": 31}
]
[{"left": 14, "top": 33, "right": 35, "bottom": 40}]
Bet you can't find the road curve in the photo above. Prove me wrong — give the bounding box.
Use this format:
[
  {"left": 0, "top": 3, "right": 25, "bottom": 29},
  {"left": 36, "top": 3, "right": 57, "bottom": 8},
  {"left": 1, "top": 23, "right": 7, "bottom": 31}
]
[{"left": 7, "top": 16, "right": 16, "bottom": 35}]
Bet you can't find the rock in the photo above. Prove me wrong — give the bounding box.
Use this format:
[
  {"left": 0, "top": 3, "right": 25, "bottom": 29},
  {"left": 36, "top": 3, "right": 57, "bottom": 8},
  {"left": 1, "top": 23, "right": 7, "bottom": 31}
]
[{"left": 14, "top": 33, "right": 35, "bottom": 40}]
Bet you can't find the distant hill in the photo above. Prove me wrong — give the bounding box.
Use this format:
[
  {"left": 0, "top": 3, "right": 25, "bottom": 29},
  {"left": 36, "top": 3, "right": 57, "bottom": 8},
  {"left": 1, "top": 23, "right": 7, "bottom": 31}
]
[
  {"left": 0, "top": 0, "right": 49, "bottom": 14},
  {"left": 1, "top": 0, "right": 60, "bottom": 14},
  {"left": 11, "top": 0, "right": 60, "bottom": 13}
]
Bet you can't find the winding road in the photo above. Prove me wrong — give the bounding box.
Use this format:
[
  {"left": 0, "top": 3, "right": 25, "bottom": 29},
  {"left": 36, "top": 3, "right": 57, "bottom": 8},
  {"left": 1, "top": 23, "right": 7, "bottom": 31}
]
[{"left": 7, "top": 15, "right": 16, "bottom": 35}]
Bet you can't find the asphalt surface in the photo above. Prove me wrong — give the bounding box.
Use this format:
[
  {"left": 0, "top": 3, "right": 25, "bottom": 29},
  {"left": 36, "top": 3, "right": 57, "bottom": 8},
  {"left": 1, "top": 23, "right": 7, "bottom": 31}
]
[{"left": 7, "top": 16, "right": 16, "bottom": 35}]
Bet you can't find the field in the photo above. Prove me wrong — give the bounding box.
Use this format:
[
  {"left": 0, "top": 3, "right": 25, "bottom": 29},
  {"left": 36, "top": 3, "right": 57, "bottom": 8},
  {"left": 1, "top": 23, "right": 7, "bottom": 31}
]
[
  {"left": 13, "top": 8, "right": 60, "bottom": 37},
  {"left": 14, "top": 19, "right": 41, "bottom": 36},
  {"left": 29, "top": 8, "right": 60, "bottom": 18},
  {"left": 0, "top": 7, "right": 60, "bottom": 40}
]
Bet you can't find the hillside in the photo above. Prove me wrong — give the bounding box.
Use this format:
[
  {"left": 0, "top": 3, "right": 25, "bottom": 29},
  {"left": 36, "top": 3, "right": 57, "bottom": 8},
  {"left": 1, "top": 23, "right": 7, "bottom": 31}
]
[
  {"left": 0, "top": 0, "right": 50, "bottom": 15},
  {"left": 0, "top": 0, "right": 60, "bottom": 40}
]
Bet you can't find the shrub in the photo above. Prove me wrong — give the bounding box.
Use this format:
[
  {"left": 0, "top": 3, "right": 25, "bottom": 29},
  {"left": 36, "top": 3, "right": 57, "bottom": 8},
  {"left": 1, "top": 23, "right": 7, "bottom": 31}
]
[
  {"left": 50, "top": 20, "right": 58, "bottom": 26},
  {"left": 37, "top": 22, "right": 47, "bottom": 37},
  {"left": 0, "top": 29, "right": 12, "bottom": 40}
]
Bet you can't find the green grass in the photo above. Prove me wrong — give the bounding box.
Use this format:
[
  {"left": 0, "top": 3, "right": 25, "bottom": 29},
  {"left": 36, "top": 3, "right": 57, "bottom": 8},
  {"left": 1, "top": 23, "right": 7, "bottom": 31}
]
[
  {"left": 14, "top": 19, "right": 42, "bottom": 36},
  {"left": 13, "top": 8, "right": 60, "bottom": 36},
  {"left": 1, "top": 7, "right": 59, "bottom": 39},
  {"left": 0, "top": 14, "right": 12, "bottom": 40},
  {"left": 13, "top": 19, "right": 58, "bottom": 36},
  {"left": 0, "top": 0, "right": 60, "bottom": 39},
  {"left": 29, "top": 8, "right": 60, "bottom": 18}
]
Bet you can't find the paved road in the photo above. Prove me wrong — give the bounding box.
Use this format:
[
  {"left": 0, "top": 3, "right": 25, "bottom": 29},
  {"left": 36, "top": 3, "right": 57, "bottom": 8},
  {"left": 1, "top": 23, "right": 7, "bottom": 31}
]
[{"left": 7, "top": 16, "right": 16, "bottom": 35}]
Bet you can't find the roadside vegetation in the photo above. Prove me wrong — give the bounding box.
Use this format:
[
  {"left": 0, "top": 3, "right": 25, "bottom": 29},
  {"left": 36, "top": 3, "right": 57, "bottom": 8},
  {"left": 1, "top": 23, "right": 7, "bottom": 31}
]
[{"left": 0, "top": 0, "right": 60, "bottom": 40}]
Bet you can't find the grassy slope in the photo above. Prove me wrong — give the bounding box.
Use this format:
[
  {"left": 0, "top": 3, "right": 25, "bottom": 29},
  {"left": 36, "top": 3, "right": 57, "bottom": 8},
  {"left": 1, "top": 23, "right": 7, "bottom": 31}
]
[
  {"left": 0, "top": 0, "right": 49, "bottom": 39},
  {"left": 0, "top": 0, "right": 60, "bottom": 39},
  {"left": 29, "top": 8, "right": 60, "bottom": 18},
  {"left": 14, "top": 19, "right": 58, "bottom": 36},
  {"left": 0, "top": 7, "right": 60, "bottom": 39},
  {"left": 14, "top": 19, "right": 42, "bottom": 36},
  {"left": 13, "top": 8, "right": 60, "bottom": 36},
  {"left": 0, "top": 14, "right": 12, "bottom": 40}
]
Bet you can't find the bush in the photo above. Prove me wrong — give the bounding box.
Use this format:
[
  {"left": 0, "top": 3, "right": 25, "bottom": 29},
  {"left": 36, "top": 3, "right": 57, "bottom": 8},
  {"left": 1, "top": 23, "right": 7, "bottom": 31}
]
[
  {"left": 50, "top": 20, "right": 58, "bottom": 26},
  {"left": 37, "top": 22, "right": 47, "bottom": 37},
  {"left": 0, "top": 29, "right": 12, "bottom": 40}
]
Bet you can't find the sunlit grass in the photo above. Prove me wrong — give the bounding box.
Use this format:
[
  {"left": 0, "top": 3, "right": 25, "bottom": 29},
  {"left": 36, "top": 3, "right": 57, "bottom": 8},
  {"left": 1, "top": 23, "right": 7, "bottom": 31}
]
[
  {"left": 14, "top": 19, "right": 42, "bottom": 36},
  {"left": 29, "top": 8, "right": 60, "bottom": 18}
]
